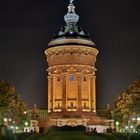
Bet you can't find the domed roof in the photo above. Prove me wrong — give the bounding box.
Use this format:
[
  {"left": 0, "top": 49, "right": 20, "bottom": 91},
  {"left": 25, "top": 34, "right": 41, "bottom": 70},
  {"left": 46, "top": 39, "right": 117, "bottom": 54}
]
[
  {"left": 54, "top": 26, "right": 90, "bottom": 40},
  {"left": 52, "top": 0, "right": 91, "bottom": 40}
]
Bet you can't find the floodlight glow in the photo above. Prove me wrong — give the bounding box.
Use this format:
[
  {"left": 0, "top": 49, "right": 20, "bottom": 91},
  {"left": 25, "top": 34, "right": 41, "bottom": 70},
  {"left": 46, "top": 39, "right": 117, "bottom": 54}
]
[
  {"left": 8, "top": 118, "right": 12, "bottom": 122},
  {"left": 132, "top": 117, "right": 136, "bottom": 121},
  {"left": 16, "top": 126, "right": 18, "bottom": 130},
  {"left": 25, "top": 121, "right": 28, "bottom": 127},
  {"left": 116, "top": 121, "right": 119, "bottom": 126},
  {"left": 4, "top": 117, "right": 7, "bottom": 122},
  {"left": 125, "top": 126, "right": 128, "bottom": 129},
  {"left": 137, "top": 117, "right": 140, "bottom": 121},
  {"left": 130, "top": 125, "right": 133, "bottom": 129}
]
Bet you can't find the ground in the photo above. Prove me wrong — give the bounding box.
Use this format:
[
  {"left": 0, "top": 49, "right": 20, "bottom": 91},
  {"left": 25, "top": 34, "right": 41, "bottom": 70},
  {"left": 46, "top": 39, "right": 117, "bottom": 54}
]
[{"left": 1, "top": 131, "right": 140, "bottom": 140}]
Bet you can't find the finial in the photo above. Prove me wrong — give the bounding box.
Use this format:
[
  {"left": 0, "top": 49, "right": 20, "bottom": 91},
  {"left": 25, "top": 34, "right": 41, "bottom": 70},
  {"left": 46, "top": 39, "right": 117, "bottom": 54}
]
[
  {"left": 70, "top": 0, "right": 74, "bottom": 4},
  {"left": 64, "top": 0, "right": 79, "bottom": 24}
]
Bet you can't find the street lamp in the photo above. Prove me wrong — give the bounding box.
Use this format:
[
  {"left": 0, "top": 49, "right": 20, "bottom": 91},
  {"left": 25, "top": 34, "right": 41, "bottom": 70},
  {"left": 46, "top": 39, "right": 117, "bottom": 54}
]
[
  {"left": 4, "top": 117, "right": 7, "bottom": 122},
  {"left": 3, "top": 117, "right": 8, "bottom": 126},
  {"left": 125, "top": 126, "right": 129, "bottom": 132},
  {"left": 23, "top": 111, "right": 27, "bottom": 114},
  {"left": 130, "top": 125, "right": 135, "bottom": 133},
  {"left": 115, "top": 121, "right": 119, "bottom": 132},
  {"left": 8, "top": 118, "right": 12, "bottom": 122},
  {"left": 137, "top": 117, "right": 140, "bottom": 121},
  {"left": 24, "top": 121, "right": 29, "bottom": 133},
  {"left": 125, "top": 126, "right": 128, "bottom": 129},
  {"left": 15, "top": 126, "right": 19, "bottom": 133},
  {"left": 12, "top": 121, "right": 16, "bottom": 133},
  {"left": 132, "top": 117, "right": 136, "bottom": 121},
  {"left": 130, "top": 125, "right": 133, "bottom": 129},
  {"left": 25, "top": 121, "right": 28, "bottom": 127}
]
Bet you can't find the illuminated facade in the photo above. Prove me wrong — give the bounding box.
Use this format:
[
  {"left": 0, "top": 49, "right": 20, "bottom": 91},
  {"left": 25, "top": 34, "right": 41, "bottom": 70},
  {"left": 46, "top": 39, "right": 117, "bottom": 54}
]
[{"left": 44, "top": 0, "right": 99, "bottom": 126}]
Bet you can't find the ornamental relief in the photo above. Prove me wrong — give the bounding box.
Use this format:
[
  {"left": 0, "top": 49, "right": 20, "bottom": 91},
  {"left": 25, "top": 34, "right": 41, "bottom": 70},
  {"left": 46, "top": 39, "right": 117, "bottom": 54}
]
[
  {"left": 47, "top": 55, "right": 96, "bottom": 67},
  {"left": 47, "top": 65, "right": 96, "bottom": 75},
  {"left": 46, "top": 47, "right": 97, "bottom": 57}
]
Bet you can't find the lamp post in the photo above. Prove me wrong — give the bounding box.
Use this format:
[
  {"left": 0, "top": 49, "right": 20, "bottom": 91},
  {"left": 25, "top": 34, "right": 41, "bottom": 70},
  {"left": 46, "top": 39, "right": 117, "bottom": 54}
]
[
  {"left": 137, "top": 117, "right": 140, "bottom": 121},
  {"left": 15, "top": 126, "right": 19, "bottom": 133},
  {"left": 8, "top": 118, "right": 12, "bottom": 127},
  {"left": 137, "top": 117, "right": 140, "bottom": 133},
  {"left": 137, "top": 117, "right": 140, "bottom": 126},
  {"left": 130, "top": 125, "right": 134, "bottom": 133},
  {"left": 125, "top": 126, "right": 129, "bottom": 132},
  {"left": 12, "top": 121, "right": 16, "bottom": 133},
  {"left": 3, "top": 117, "right": 8, "bottom": 126},
  {"left": 24, "top": 121, "right": 29, "bottom": 133},
  {"left": 132, "top": 117, "right": 136, "bottom": 121},
  {"left": 115, "top": 121, "right": 119, "bottom": 132},
  {"left": 23, "top": 111, "right": 27, "bottom": 115},
  {"left": 8, "top": 118, "right": 12, "bottom": 122},
  {"left": 25, "top": 121, "right": 28, "bottom": 127}
]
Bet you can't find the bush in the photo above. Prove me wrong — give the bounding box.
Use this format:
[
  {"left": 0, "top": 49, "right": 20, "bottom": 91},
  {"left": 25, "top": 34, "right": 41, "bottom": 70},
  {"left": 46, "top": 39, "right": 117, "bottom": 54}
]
[
  {"left": 0, "top": 125, "right": 7, "bottom": 136},
  {"left": 60, "top": 125, "right": 86, "bottom": 131},
  {"left": 48, "top": 125, "right": 61, "bottom": 133},
  {"left": 47, "top": 125, "right": 86, "bottom": 133},
  {"left": 130, "top": 134, "right": 140, "bottom": 140}
]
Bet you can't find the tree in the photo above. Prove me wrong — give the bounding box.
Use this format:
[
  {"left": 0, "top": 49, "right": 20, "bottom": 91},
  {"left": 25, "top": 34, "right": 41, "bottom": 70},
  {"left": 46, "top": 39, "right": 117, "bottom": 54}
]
[
  {"left": 114, "top": 80, "right": 140, "bottom": 127},
  {"left": 127, "top": 80, "right": 140, "bottom": 113},
  {"left": 0, "top": 81, "right": 26, "bottom": 125}
]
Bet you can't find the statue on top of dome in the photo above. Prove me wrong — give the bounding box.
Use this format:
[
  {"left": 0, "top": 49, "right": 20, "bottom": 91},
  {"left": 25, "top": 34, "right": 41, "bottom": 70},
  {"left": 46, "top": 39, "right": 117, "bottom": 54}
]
[{"left": 70, "top": 0, "right": 74, "bottom": 4}]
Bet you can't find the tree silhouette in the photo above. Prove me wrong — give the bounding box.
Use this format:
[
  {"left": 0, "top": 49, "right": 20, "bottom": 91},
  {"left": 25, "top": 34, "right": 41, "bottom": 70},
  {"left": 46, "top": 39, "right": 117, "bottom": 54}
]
[
  {"left": 114, "top": 80, "right": 140, "bottom": 127},
  {"left": 0, "top": 81, "right": 26, "bottom": 125}
]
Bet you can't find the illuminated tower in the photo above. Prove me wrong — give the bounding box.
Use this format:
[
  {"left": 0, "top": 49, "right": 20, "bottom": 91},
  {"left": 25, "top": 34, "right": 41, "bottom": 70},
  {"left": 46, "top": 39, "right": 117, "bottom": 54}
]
[{"left": 45, "top": 0, "right": 99, "bottom": 126}]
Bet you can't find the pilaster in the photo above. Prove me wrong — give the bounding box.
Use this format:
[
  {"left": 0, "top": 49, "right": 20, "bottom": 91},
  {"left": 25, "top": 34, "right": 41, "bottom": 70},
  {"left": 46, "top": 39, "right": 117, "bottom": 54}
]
[
  {"left": 62, "top": 75, "right": 66, "bottom": 111},
  {"left": 78, "top": 75, "right": 82, "bottom": 111}
]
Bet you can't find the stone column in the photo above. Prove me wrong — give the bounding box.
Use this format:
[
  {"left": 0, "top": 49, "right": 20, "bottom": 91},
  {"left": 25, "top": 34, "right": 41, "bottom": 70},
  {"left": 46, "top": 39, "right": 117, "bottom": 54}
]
[
  {"left": 62, "top": 74, "right": 66, "bottom": 111},
  {"left": 90, "top": 76, "right": 93, "bottom": 112},
  {"left": 78, "top": 75, "right": 82, "bottom": 111},
  {"left": 93, "top": 76, "right": 96, "bottom": 112},
  {"left": 48, "top": 76, "right": 51, "bottom": 112},
  {"left": 91, "top": 76, "right": 96, "bottom": 112},
  {"left": 52, "top": 76, "right": 56, "bottom": 111},
  {"left": 50, "top": 76, "right": 53, "bottom": 112}
]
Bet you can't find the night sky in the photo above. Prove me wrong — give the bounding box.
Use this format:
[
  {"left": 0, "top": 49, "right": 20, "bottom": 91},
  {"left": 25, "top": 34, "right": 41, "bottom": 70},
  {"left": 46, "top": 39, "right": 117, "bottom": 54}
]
[{"left": 0, "top": 0, "right": 140, "bottom": 109}]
